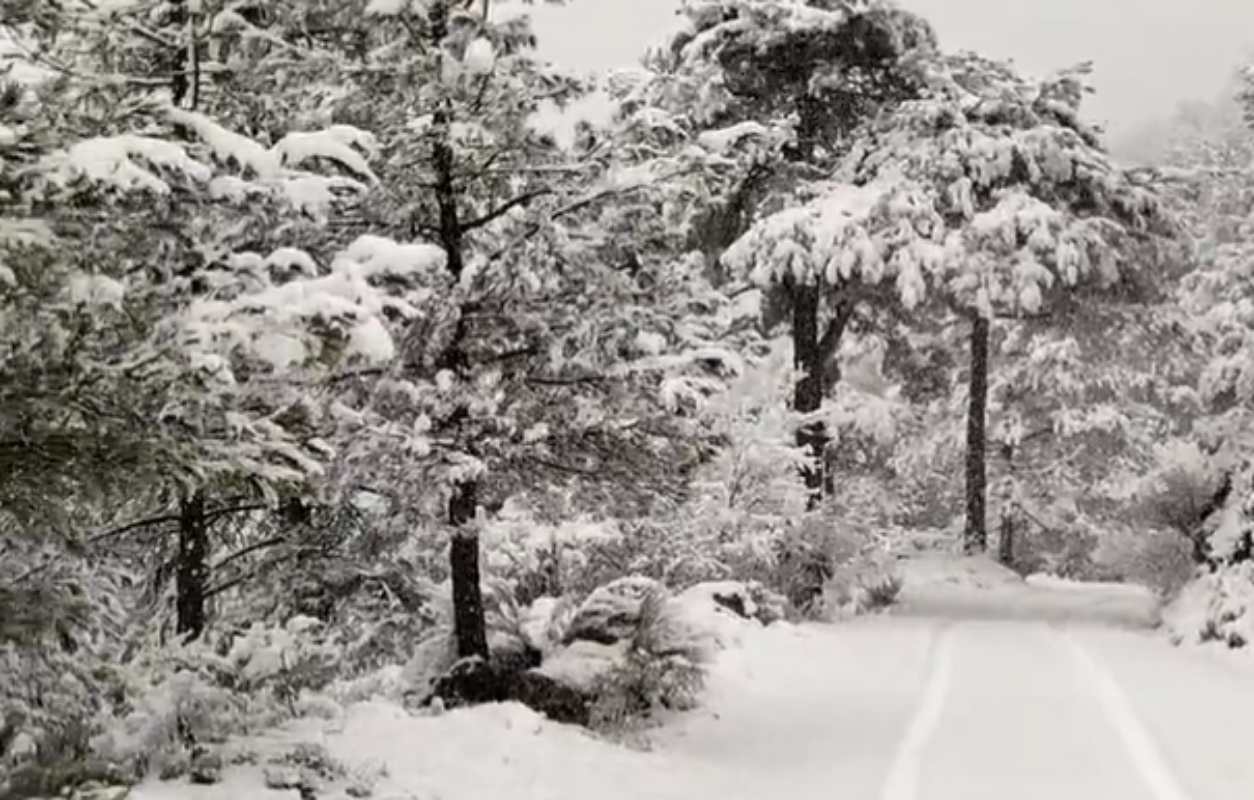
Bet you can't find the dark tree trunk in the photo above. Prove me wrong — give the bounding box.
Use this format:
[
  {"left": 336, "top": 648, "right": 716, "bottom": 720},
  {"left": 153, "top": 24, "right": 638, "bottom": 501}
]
[
  {"left": 448, "top": 481, "right": 488, "bottom": 659},
  {"left": 792, "top": 283, "right": 827, "bottom": 506},
  {"left": 998, "top": 508, "right": 1015, "bottom": 566},
  {"left": 429, "top": 0, "right": 488, "bottom": 663},
  {"left": 997, "top": 444, "right": 1016, "bottom": 567},
  {"left": 964, "top": 313, "right": 991, "bottom": 554},
  {"left": 176, "top": 489, "right": 208, "bottom": 641},
  {"left": 168, "top": 0, "right": 199, "bottom": 110},
  {"left": 789, "top": 285, "right": 858, "bottom": 505}
]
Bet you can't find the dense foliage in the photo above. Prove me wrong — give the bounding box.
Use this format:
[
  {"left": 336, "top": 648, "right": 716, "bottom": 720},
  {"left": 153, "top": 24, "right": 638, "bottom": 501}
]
[{"left": 3, "top": 0, "right": 1253, "bottom": 796}]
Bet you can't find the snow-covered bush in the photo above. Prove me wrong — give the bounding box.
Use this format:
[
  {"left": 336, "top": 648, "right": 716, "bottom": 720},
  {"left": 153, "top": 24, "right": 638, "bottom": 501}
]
[
  {"left": 92, "top": 616, "right": 337, "bottom": 781},
  {"left": 585, "top": 589, "right": 707, "bottom": 734},
  {"left": 1161, "top": 459, "right": 1254, "bottom": 651},
  {"left": 1010, "top": 519, "right": 1104, "bottom": 580},
  {"left": 1093, "top": 525, "right": 1197, "bottom": 598},
  {"left": 862, "top": 572, "right": 906, "bottom": 611},
  {"left": 1135, "top": 440, "right": 1229, "bottom": 564},
  {"left": 480, "top": 503, "right": 625, "bottom": 603},
  {"left": 91, "top": 644, "right": 243, "bottom": 780},
  {"left": 222, "top": 616, "right": 339, "bottom": 709},
  {"left": 1165, "top": 562, "right": 1254, "bottom": 649},
  {"left": 821, "top": 552, "right": 905, "bottom": 618},
  {"left": 0, "top": 552, "right": 134, "bottom": 794},
  {"left": 1205, "top": 460, "right": 1254, "bottom": 565}
]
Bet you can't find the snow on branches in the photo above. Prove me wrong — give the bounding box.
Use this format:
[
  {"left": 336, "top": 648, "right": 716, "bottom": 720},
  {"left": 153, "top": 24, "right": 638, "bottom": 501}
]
[{"left": 725, "top": 52, "right": 1167, "bottom": 318}]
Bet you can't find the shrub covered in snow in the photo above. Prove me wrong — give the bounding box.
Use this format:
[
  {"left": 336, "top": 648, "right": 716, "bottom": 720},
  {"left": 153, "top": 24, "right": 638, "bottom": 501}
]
[
  {"left": 90, "top": 616, "right": 340, "bottom": 783},
  {"left": 586, "top": 590, "right": 708, "bottom": 734},
  {"left": 821, "top": 553, "right": 906, "bottom": 618},
  {"left": 1092, "top": 525, "right": 1197, "bottom": 598},
  {"left": 1134, "top": 440, "right": 1232, "bottom": 565},
  {"left": 1163, "top": 461, "right": 1254, "bottom": 651},
  {"left": 1164, "top": 562, "right": 1254, "bottom": 650},
  {"left": 408, "top": 574, "right": 773, "bottom": 732}
]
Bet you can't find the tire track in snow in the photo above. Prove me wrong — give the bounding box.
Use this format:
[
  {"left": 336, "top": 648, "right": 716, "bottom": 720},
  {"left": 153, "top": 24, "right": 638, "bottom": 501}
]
[
  {"left": 1062, "top": 627, "right": 1193, "bottom": 800},
  {"left": 880, "top": 623, "right": 956, "bottom": 800}
]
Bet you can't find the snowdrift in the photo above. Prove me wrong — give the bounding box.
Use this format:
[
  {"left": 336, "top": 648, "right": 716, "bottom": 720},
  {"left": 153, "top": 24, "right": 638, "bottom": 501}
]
[{"left": 891, "top": 554, "right": 1161, "bottom": 628}]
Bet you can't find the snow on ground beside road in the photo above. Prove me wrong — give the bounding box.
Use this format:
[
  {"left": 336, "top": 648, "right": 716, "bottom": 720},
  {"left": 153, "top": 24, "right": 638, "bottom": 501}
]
[
  {"left": 893, "top": 554, "right": 1161, "bottom": 627},
  {"left": 132, "top": 697, "right": 706, "bottom": 800},
  {"left": 131, "top": 617, "right": 935, "bottom": 800},
  {"left": 1024, "top": 572, "right": 1159, "bottom": 596},
  {"left": 654, "top": 619, "right": 936, "bottom": 799}
]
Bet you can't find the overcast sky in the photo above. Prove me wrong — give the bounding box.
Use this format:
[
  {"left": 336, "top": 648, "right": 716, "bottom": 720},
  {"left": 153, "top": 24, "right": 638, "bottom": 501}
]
[{"left": 526, "top": 0, "right": 1254, "bottom": 139}]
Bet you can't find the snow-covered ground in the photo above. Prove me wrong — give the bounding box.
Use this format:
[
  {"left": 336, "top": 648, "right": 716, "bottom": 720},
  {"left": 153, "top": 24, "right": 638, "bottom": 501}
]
[
  {"left": 132, "top": 619, "right": 937, "bottom": 800},
  {"left": 132, "top": 564, "right": 1254, "bottom": 800},
  {"left": 892, "top": 554, "right": 1161, "bottom": 627}
]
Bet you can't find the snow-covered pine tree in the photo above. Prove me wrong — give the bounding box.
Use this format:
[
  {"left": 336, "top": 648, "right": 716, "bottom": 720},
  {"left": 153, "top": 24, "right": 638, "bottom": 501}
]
[
  {"left": 84, "top": 0, "right": 773, "bottom": 660},
  {"left": 1132, "top": 59, "right": 1254, "bottom": 568},
  {"left": 1, "top": 2, "right": 425, "bottom": 642},
  {"left": 616, "top": 0, "right": 937, "bottom": 501},
  {"left": 726, "top": 51, "right": 1173, "bottom": 552}
]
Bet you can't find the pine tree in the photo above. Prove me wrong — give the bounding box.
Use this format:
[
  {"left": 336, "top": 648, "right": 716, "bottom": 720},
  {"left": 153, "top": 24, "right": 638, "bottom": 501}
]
[
  {"left": 622, "top": 0, "right": 936, "bottom": 501},
  {"left": 727, "top": 53, "right": 1172, "bottom": 551}
]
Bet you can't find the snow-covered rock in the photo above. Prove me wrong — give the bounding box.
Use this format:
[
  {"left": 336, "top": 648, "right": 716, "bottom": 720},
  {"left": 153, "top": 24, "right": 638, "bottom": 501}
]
[
  {"left": 400, "top": 630, "right": 456, "bottom": 696},
  {"left": 534, "top": 640, "right": 629, "bottom": 695},
  {"left": 676, "top": 581, "right": 759, "bottom": 619},
  {"left": 563, "top": 575, "right": 665, "bottom": 645},
  {"left": 463, "top": 37, "right": 496, "bottom": 75},
  {"left": 520, "top": 596, "right": 576, "bottom": 656}
]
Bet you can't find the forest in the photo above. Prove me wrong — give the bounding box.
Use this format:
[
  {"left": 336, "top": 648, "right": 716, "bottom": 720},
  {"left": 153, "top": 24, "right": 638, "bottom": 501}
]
[{"left": 3, "top": 1, "right": 1254, "bottom": 799}]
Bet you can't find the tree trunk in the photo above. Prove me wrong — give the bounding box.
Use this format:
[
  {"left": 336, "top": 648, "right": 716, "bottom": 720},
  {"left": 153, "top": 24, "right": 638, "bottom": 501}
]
[
  {"left": 998, "top": 507, "right": 1015, "bottom": 566},
  {"left": 429, "top": 0, "right": 488, "bottom": 663},
  {"left": 996, "top": 445, "right": 1016, "bottom": 567},
  {"left": 792, "top": 283, "right": 827, "bottom": 506},
  {"left": 964, "top": 313, "right": 990, "bottom": 554},
  {"left": 448, "top": 480, "right": 488, "bottom": 659},
  {"left": 167, "top": 0, "right": 200, "bottom": 110},
  {"left": 176, "top": 489, "right": 208, "bottom": 641}
]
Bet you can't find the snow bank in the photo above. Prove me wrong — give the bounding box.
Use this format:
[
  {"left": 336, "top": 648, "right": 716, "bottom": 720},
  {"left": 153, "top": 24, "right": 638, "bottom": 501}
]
[
  {"left": 1162, "top": 563, "right": 1254, "bottom": 651},
  {"left": 131, "top": 699, "right": 704, "bottom": 800},
  {"left": 128, "top": 584, "right": 786, "bottom": 800},
  {"left": 893, "top": 554, "right": 1160, "bottom": 628},
  {"left": 126, "top": 601, "right": 948, "bottom": 800},
  {"left": 132, "top": 625, "right": 799, "bottom": 800},
  {"left": 1025, "top": 573, "right": 1159, "bottom": 597}
]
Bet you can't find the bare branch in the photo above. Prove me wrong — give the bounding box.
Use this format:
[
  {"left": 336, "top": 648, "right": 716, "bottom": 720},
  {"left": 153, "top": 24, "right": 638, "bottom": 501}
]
[
  {"left": 87, "top": 512, "right": 182, "bottom": 545},
  {"left": 205, "top": 546, "right": 325, "bottom": 598},
  {"left": 487, "top": 165, "right": 701, "bottom": 263},
  {"left": 526, "top": 373, "right": 608, "bottom": 386},
  {"left": 87, "top": 502, "right": 267, "bottom": 546},
  {"left": 459, "top": 189, "right": 554, "bottom": 234},
  {"left": 212, "top": 536, "right": 287, "bottom": 571},
  {"left": 204, "top": 502, "right": 269, "bottom": 524}
]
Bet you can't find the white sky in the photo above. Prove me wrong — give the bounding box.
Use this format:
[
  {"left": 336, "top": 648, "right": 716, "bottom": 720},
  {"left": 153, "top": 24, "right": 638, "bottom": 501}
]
[{"left": 526, "top": 0, "right": 1254, "bottom": 139}]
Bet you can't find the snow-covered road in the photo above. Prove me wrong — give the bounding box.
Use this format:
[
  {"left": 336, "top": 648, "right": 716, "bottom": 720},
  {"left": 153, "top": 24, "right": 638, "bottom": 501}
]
[
  {"left": 899, "top": 621, "right": 1181, "bottom": 800},
  {"left": 662, "top": 616, "right": 1254, "bottom": 800}
]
